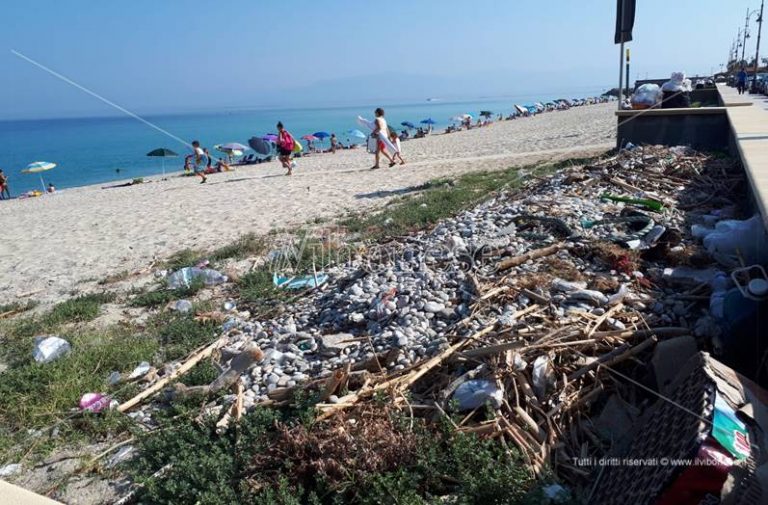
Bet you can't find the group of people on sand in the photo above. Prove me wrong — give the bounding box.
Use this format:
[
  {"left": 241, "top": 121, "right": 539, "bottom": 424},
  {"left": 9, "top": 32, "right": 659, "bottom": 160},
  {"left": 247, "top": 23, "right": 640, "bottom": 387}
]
[
  {"left": 184, "top": 140, "right": 234, "bottom": 183},
  {"left": 187, "top": 107, "right": 407, "bottom": 181},
  {"left": 370, "top": 108, "right": 406, "bottom": 169}
]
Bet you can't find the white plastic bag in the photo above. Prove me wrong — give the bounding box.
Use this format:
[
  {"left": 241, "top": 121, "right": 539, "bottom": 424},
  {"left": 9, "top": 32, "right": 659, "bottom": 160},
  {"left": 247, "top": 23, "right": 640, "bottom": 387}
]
[
  {"left": 452, "top": 380, "right": 504, "bottom": 411},
  {"left": 631, "top": 84, "right": 662, "bottom": 107},
  {"left": 33, "top": 336, "right": 71, "bottom": 363}
]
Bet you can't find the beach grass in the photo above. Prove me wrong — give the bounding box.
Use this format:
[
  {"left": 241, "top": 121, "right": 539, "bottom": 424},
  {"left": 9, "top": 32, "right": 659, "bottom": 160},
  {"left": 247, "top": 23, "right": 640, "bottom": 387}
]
[{"left": 342, "top": 166, "right": 527, "bottom": 240}]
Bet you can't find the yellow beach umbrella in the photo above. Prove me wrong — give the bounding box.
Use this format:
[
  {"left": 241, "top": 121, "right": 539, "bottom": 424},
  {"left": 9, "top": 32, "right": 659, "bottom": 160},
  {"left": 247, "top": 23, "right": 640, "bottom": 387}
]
[{"left": 22, "top": 161, "right": 56, "bottom": 192}]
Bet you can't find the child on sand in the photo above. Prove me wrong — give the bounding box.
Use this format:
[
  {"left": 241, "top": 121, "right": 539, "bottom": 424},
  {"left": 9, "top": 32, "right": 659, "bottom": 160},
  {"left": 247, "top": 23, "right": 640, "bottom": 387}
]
[
  {"left": 276, "top": 122, "right": 296, "bottom": 176},
  {"left": 190, "top": 140, "right": 207, "bottom": 183},
  {"left": 389, "top": 130, "right": 406, "bottom": 165}
]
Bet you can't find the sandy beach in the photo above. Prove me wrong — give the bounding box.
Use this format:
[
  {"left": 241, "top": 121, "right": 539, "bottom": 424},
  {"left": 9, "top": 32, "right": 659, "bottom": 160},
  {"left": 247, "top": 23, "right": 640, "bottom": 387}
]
[{"left": 0, "top": 103, "right": 616, "bottom": 305}]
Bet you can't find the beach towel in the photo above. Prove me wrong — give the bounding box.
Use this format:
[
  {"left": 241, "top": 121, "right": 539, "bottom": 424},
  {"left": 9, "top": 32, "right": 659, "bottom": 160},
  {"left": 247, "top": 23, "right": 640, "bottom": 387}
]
[{"left": 356, "top": 116, "right": 397, "bottom": 155}]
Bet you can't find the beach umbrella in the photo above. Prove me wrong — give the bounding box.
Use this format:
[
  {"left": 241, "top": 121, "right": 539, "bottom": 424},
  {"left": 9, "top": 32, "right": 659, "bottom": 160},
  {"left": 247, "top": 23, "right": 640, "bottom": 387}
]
[
  {"left": 401, "top": 121, "right": 416, "bottom": 129},
  {"left": 248, "top": 136, "right": 271, "bottom": 155},
  {"left": 480, "top": 111, "right": 493, "bottom": 118},
  {"left": 514, "top": 105, "right": 527, "bottom": 115},
  {"left": 313, "top": 131, "right": 330, "bottom": 139},
  {"left": 262, "top": 133, "right": 278, "bottom": 142},
  {"left": 346, "top": 129, "right": 366, "bottom": 139},
  {"left": 301, "top": 134, "right": 318, "bottom": 141},
  {"left": 22, "top": 161, "right": 56, "bottom": 192},
  {"left": 420, "top": 118, "right": 436, "bottom": 125},
  {"left": 146, "top": 148, "right": 178, "bottom": 177},
  {"left": 219, "top": 142, "right": 248, "bottom": 151}
]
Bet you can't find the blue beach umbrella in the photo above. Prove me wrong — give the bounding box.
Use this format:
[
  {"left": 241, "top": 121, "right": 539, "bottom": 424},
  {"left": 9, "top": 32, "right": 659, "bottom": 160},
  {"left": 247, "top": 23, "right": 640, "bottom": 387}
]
[
  {"left": 248, "top": 137, "right": 272, "bottom": 155},
  {"left": 401, "top": 121, "right": 416, "bottom": 129},
  {"left": 313, "top": 131, "right": 330, "bottom": 139},
  {"left": 420, "top": 118, "right": 436, "bottom": 125},
  {"left": 346, "top": 129, "right": 367, "bottom": 139}
]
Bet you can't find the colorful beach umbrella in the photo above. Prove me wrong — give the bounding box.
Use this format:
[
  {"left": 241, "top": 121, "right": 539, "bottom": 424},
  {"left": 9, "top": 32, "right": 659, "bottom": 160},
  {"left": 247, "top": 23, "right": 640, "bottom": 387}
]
[
  {"left": 346, "top": 129, "right": 366, "bottom": 139},
  {"left": 146, "top": 148, "right": 178, "bottom": 177},
  {"left": 401, "top": 121, "right": 416, "bottom": 129},
  {"left": 301, "top": 134, "right": 318, "bottom": 141},
  {"left": 22, "top": 161, "right": 56, "bottom": 192},
  {"left": 248, "top": 136, "right": 271, "bottom": 155},
  {"left": 262, "top": 133, "right": 278, "bottom": 142},
  {"left": 313, "top": 131, "right": 330, "bottom": 139}
]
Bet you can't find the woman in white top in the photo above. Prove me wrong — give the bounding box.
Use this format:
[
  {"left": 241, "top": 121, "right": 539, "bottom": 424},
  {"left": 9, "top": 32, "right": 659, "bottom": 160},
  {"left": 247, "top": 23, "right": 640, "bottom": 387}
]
[{"left": 371, "top": 108, "right": 396, "bottom": 169}]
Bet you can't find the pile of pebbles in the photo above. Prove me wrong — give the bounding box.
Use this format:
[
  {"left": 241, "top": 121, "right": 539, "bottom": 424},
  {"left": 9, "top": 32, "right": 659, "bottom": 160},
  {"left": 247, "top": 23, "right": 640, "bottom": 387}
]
[{"left": 187, "top": 146, "right": 738, "bottom": 412}]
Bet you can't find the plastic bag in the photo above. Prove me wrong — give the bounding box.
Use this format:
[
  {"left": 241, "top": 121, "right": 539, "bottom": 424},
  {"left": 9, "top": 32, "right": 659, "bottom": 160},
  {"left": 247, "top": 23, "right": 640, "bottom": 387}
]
[
  {"left": 452, "top": 380, "right": 504, "bottom": 411},
  {"left": 79, "top": 392, "right": 112, "bottom": 413},
  {"left": 661, "top": 72, "right": 692, "bottom": 92},
  {"left": 166, "top": 267, "right": 228, "bottom": 289},
  {"left": 33, "top": 336, "right": 71, "bottom": 363},
  {"left": 702, "top": 215, "right": 768, "bottom": 268},
  {"left": 631, "top": 84, "right": 662, "bottom": 107}
]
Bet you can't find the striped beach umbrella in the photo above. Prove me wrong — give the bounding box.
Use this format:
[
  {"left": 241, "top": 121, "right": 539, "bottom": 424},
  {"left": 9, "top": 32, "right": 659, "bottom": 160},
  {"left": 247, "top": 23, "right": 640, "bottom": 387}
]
[{"left": 22, "top": 161, "right": 56, "bottom": 192}]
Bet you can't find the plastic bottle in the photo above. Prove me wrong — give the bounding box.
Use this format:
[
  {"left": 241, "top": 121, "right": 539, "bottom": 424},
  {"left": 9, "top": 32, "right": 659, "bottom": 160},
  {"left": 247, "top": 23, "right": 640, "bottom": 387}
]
[
  {"left": 721, "top": 281, "right": 765, "bottom": 329},
  {"left": 709, "top": 272, "right": 731, "bottom": 319}
]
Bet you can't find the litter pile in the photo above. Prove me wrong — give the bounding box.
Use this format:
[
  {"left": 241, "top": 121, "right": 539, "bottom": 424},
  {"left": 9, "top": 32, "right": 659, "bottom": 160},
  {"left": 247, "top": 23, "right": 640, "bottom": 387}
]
[{"left": 118, "top": 145, "right": 768, "bottom": 502}]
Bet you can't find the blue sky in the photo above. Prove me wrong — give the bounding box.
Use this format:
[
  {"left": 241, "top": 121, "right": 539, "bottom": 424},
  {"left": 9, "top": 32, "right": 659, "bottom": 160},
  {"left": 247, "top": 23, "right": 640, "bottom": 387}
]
[{"left": 0, "top": 0, "right": 751, "bottom": 119}]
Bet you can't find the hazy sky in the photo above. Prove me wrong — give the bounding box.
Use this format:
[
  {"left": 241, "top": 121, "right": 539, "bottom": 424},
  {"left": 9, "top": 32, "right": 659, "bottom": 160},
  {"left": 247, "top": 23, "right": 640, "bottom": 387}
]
[{"left": 0, "top": 0, "right": 751, "bottom": 119}]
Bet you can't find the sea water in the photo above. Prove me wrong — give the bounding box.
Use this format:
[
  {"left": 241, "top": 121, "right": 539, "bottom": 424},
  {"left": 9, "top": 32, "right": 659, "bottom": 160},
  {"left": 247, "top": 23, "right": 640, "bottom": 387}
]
[{"left": 0, "top": 91, "right": 606, "bottom": 195}]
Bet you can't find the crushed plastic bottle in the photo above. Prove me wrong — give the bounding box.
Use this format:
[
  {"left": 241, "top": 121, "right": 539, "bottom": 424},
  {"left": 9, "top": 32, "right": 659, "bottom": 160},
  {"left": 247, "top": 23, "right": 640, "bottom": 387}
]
[
  {"left": 166, "top": 267, "right": 228, "bottom": 289},
  {"left": 33, "top": 336, "right": 71, "bottom": 363},
  {"left": 174, "top": 299, "right": 193, "bottom": 313},
  {"left": 128, "top": 361, "right": 151, "bottom": 380}
]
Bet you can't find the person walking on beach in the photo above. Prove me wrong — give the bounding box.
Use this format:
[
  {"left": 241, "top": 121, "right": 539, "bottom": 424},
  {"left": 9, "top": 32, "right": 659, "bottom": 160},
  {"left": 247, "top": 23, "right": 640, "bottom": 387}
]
[
  {"left": 389, "top": 130, "right": 406, "bottom": 166},
  {"left": 737, "top": 67, "right": 748, "bottom": 95},
  {"left": 0, "top": 169, "right": 10, "bottom": 200},
  {"left": 276, "top": 122, "right": 296, "bottom": 176},
  {"left": 330, "top": 133, "right": 338, "bottom": 154},
  {"left": 371, "top": 108, "right": 395, "bottom": 169},
  {"left": 190, "top": 140, "right": 208, "bottom": 183}
]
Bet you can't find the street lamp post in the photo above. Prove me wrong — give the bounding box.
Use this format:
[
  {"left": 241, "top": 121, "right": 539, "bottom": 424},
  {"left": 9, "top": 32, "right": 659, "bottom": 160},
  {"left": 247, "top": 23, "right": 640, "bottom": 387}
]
[{"left": 752, "top": 0, "right": 765, "bottom": 92}]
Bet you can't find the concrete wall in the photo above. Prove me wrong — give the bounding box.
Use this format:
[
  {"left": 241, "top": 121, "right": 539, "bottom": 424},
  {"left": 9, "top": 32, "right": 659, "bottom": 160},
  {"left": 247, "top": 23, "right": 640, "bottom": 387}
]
[{"left": 616, "top": 109, "right": 730, "bottom": 151}]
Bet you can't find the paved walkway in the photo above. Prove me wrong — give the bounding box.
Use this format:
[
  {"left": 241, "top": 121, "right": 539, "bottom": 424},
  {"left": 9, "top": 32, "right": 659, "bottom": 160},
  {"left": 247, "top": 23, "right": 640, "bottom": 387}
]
[{"left": 718, "top": 84, "right": 768, "bottom": 225}]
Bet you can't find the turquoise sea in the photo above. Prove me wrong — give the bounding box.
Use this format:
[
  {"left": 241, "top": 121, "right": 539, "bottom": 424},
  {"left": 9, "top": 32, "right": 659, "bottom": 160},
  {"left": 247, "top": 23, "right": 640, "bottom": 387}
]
[{"left": 0, "top": 89, "right": 607, "bottom": 195}]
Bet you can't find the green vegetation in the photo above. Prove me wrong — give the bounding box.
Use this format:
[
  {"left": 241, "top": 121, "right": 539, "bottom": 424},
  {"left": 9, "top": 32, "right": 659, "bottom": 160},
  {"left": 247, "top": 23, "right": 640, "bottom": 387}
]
[
  {"left": 164, "top": 233, "right": 268, "bottom": 272},
  {"left": 130, "top": 404, "right": 535, "bottom": 505},
  {"left": 0, "top": 299, "right": 38, "bottom": 315},
  {"left": 237, "top": 270, "right": 282, "bottom": 304},
  {"left": 209, "top": 233, "right": 267, "bottom": 263},
  {"left": 0, "top": 325, "right": 157, "bottom": 460},
  {"left": 1, "top": 293, "right": 116, "bottom": 343},
  {"left": 0, "top": 306, "right": 220, "bottom": 462},
  {"left": 342, "top": 158, "right": 600, "bottom": 241},
  {"left": 342, "top": 168, "right": 526, "bottom": 240}
]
